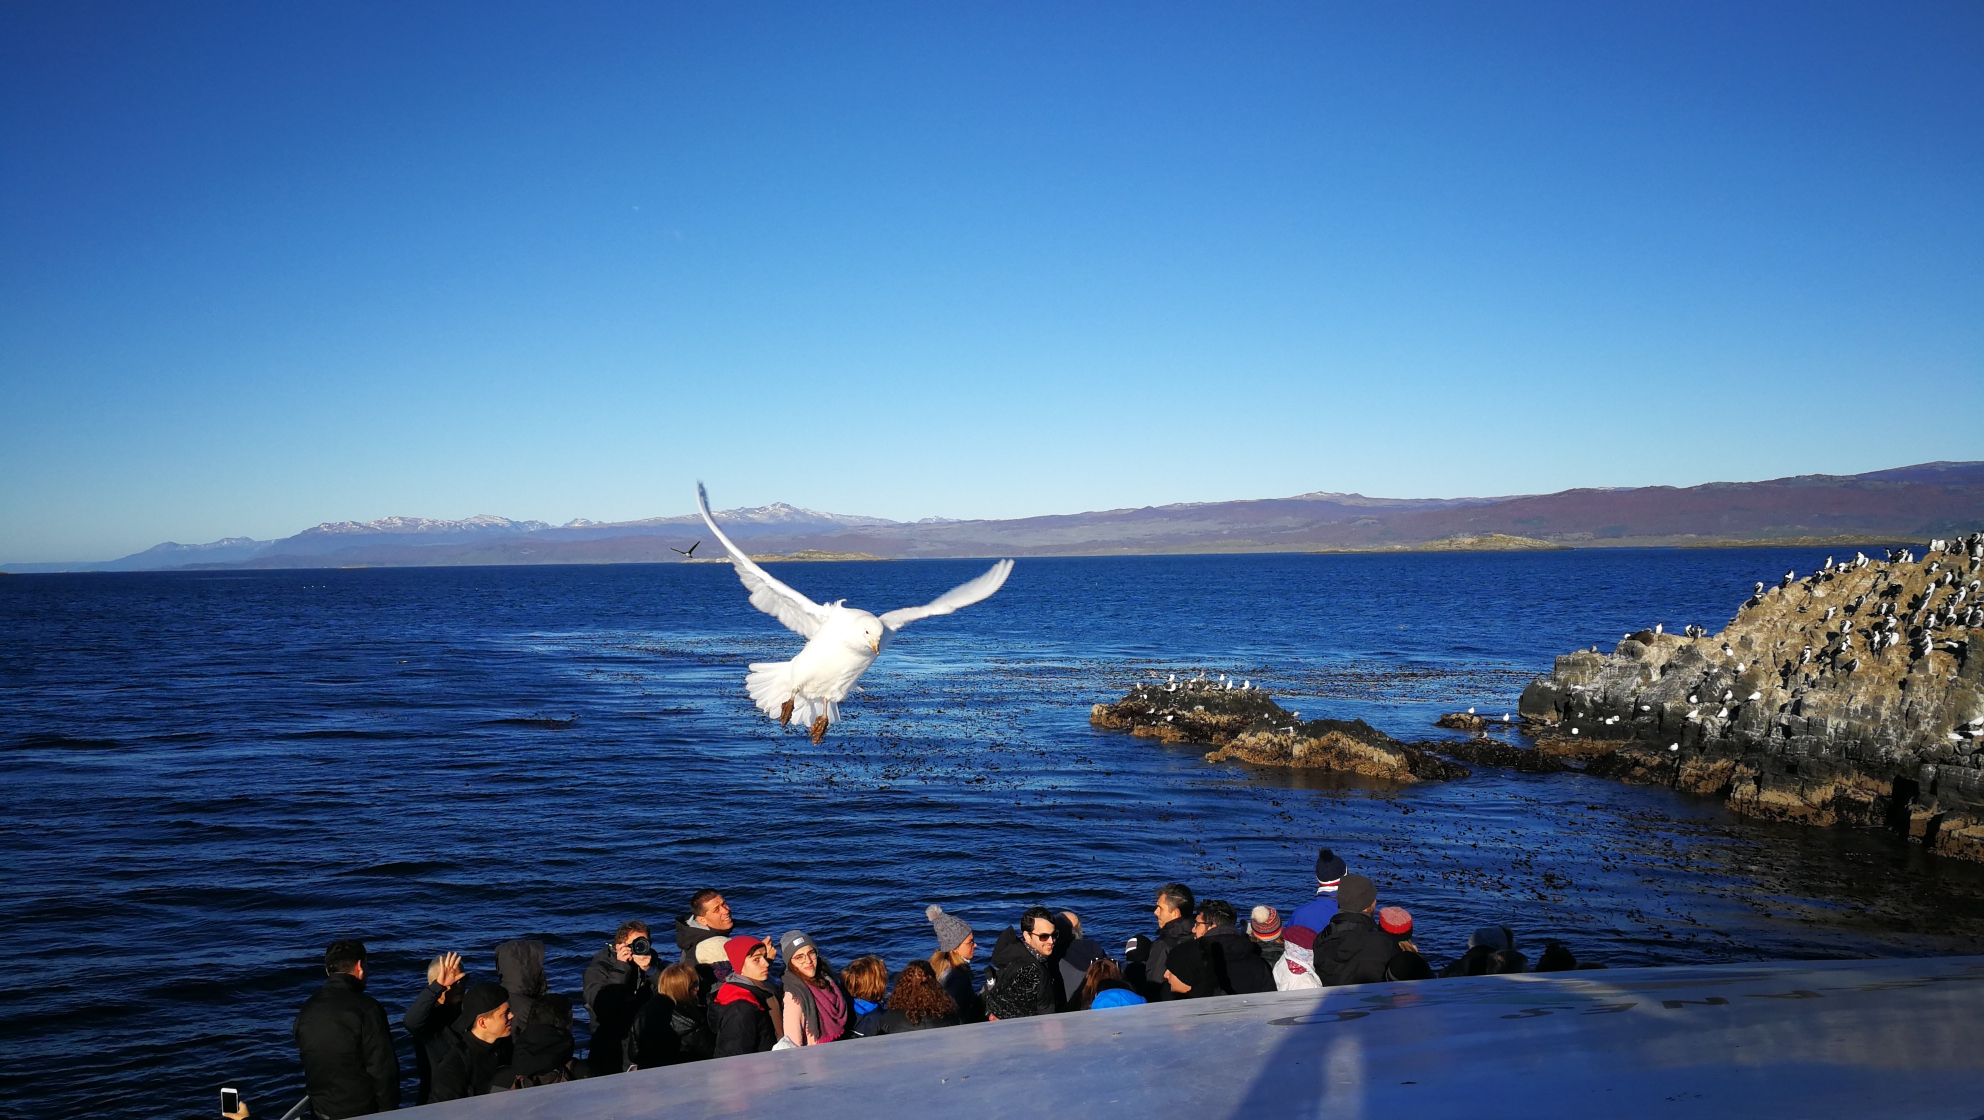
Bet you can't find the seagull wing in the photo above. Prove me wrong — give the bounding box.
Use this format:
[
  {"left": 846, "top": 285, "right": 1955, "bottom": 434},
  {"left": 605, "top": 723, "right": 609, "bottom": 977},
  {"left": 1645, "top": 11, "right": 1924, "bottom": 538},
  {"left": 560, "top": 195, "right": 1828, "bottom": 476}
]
[
  {"left": 879, "top": 559, "right": 1014, "bottom": 632},
  {"left": 697, "top": 482, "right": 828, "bottom": 638}
]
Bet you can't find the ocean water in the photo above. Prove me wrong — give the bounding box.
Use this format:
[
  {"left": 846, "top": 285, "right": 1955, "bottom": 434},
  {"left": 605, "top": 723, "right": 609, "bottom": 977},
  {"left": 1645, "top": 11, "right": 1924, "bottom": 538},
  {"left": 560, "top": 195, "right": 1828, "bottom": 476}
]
[{"left": 5, "top": 549, "right": 1984, "bottom": 1118}]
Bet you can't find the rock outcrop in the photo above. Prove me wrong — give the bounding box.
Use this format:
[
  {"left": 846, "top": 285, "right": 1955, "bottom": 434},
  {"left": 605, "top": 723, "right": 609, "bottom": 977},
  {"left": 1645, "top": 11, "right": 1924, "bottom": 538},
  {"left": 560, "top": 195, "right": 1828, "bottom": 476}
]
[
  {"left": 1518, "top": 535, "right": 1984, "bottom": 861},
  {"left": 1090, "top": 679, "right": 1469, "bottom": 782}
]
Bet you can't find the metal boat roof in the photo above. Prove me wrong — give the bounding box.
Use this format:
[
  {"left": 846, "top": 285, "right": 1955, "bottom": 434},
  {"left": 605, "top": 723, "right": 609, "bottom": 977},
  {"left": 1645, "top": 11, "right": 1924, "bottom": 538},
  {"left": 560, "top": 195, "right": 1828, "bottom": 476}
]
[{"left": 409, "top": 955, "right": 1984, "bottom": 1118}]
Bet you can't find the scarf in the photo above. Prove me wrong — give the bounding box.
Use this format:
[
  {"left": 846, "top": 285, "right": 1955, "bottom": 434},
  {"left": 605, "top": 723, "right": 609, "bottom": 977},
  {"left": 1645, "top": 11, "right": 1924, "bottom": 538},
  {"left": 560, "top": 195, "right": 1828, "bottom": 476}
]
[{"left": 785, "top": 972, "right": 848, "bottom": 1043}]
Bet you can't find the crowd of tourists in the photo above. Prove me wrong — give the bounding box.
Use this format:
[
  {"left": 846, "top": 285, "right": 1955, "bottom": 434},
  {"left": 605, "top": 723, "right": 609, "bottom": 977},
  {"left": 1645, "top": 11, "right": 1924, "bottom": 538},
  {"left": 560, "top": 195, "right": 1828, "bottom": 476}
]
[{"left": 283, "top": 848, "right": 1598, "bottom": 1118}]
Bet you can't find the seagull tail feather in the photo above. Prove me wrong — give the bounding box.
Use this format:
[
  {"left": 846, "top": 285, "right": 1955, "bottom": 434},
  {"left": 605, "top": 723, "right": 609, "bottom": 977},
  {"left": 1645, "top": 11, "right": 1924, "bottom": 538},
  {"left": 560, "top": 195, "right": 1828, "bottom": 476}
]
[{"left": 745, "top": 661, "right": 835, "bottom": 728}]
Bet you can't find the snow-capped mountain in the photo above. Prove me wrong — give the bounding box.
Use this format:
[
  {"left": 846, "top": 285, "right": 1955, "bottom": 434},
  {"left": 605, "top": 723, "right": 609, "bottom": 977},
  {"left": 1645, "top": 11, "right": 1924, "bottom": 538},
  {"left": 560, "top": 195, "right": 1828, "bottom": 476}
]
[
  {"left": 26, "top": 503, "right": 906, "bottom": 569},
  {"left": 294, "top": 515, "right": 553, "bottom": 538},
  {"left": 575, "top": 503, "right": 896, "bottom": 531}
]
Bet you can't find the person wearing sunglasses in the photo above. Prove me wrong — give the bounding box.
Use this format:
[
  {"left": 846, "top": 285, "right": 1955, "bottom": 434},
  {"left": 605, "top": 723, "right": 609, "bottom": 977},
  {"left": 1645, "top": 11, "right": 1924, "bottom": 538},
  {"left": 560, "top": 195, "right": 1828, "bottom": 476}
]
[{"left": 983, "top": 907, "right": 1065, "bottom": 1020}]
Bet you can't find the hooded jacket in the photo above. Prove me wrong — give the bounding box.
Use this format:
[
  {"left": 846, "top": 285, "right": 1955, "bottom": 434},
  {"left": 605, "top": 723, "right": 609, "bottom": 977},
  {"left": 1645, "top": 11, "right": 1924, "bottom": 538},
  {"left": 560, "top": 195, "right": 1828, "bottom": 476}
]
[
  {"left": 1142, "top": 915, "right": 1197, "bottom": 1002},
  {"left": 674, "top": 914, "right": 732, "bottom": 956},
  {"left": 1314, "top": 910, "right": 1403, "bottom": 988},
  {"left": 292, "top": 972, "right": 399, "bottom": 1119},
  {"left": 1198, "top": 925, "right": 1277, "bottom": 995},
  {"left": 710, "top": 976, "right": 779, "bottom": 1057},
  {"left": 983, "top": 927, "right": 1057, "bottom": 1020},
  {"left": 494, "top": 940, "right": 549, "bottom": 1031}
]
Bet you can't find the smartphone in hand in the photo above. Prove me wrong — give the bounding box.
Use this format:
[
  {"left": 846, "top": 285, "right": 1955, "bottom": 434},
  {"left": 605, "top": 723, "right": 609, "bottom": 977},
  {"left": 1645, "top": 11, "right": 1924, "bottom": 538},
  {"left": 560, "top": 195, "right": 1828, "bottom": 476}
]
[{"left": 220, "top": 1088, "right": 240, "bottom": 1115}]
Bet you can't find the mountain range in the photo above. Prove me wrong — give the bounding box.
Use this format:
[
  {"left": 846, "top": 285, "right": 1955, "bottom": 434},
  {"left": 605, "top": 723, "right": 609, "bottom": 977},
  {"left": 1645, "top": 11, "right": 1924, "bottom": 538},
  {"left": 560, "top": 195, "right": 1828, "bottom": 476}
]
[{"left": 7, "top": 461, "right": 1983, "bottom": 572}]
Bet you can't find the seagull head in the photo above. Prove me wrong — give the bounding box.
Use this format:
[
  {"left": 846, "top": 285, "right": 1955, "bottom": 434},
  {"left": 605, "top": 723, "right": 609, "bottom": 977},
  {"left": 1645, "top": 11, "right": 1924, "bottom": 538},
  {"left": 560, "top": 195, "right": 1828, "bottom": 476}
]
[{"left": 837, "top": 610, "right": 884, "bottom": 655}]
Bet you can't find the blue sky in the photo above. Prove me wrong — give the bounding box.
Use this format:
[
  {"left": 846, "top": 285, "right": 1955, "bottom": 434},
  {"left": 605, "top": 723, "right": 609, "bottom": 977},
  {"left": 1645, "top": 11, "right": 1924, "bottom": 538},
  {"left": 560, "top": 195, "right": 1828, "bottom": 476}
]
[{"left": 2, "top": 1, "right": 1979, "bottom": 561}]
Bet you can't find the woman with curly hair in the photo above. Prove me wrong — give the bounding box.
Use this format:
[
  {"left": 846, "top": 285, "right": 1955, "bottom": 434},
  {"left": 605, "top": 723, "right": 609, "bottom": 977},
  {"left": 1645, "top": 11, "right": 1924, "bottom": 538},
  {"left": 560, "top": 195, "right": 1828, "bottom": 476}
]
[{"left": 877, "top": 960, "right": 960, "bottom": 1034}]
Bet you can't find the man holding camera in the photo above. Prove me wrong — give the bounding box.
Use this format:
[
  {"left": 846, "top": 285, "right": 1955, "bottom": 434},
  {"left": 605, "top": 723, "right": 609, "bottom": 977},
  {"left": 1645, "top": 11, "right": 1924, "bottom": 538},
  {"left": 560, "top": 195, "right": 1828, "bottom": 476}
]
[{"left": 582, "top": 920, "right": 660, "bottom": 1075}]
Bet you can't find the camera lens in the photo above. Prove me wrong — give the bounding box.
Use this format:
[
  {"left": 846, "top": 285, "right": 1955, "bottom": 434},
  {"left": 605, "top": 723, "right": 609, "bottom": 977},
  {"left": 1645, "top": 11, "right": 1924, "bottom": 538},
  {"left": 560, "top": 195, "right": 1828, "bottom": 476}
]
[{"left": 629, "top": 936, "right": 652, "bottom": 957}]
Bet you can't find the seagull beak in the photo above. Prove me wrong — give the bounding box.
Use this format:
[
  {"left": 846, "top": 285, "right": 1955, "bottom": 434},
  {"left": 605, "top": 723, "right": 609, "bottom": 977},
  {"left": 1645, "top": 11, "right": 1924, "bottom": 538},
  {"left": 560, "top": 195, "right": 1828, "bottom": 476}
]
[{"left": 869, "top": 638, "right": 880, "bottom": 654}]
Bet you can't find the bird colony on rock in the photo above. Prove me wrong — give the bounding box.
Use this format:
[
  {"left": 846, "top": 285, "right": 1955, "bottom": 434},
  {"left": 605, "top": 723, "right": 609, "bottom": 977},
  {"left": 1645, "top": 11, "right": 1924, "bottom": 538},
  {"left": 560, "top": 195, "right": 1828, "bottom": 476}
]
[{"left": 1518, "top": 531, "right": 1984, "bottom": 861}]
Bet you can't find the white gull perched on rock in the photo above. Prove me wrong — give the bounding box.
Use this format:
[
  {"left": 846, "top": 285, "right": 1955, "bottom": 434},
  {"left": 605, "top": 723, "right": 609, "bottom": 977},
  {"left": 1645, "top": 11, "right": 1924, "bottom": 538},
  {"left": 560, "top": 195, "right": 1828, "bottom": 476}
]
[{"left": 696, "top": 482, "right": 1014, "bottom": 744}]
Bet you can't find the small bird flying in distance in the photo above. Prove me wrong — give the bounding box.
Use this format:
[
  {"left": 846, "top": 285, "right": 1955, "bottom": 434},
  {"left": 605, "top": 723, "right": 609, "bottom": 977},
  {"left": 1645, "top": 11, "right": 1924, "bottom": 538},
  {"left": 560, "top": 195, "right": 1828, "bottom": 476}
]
[
  {"left": 671, "top": 540, "right": 702, "bottom": 558},
  {"left": 696, "top": 483, "right": 1014, "bottom": 744}
]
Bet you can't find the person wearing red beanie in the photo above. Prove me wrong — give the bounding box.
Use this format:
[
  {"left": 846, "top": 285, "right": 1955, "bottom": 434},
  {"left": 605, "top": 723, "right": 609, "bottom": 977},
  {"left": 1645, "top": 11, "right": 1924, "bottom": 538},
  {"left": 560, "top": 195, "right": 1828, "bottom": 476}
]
[{"left": 711, "top": 937, "right": 778, "bottom": 1057}]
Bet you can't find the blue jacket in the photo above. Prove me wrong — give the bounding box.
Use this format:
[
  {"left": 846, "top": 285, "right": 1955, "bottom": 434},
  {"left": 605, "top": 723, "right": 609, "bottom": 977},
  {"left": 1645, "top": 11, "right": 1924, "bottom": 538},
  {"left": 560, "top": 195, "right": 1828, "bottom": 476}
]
[{"left": 1288, "top": 892, "right": 1339, "bottom": 935}]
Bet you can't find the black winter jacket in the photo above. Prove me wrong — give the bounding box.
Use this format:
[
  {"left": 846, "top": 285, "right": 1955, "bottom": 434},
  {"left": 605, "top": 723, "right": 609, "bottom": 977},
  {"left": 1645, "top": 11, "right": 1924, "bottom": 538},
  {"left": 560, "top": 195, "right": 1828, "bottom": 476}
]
[
  {"left": 493, "top": 1020, "right": 577, "bottom": 1091},
  {"left": 984, "top": 927, "right": 1057, "bottom": 1020},
  {"left": 429, "top": 1025, "right": 508, "bottom": 1103},
  {"left": 877, "top": 1008, "right": 960, "bottom": 1033},
  {"left": 1315, "top": 910, "right": 1403, "bottom": 988},
  {"left": 667, "top": 998, "right": 716, "bottom": 1062},
  {"left": 1199, "top": 926, "right": 1277, "bottom": 995},
  {"left": 401, "top": 977, "right": 467, "bottom": 1105},
  {"left": 582, "top": 945, "right": 654, "bottom": 1074},
  {"left": 710, "top": 977, "right": 779, "bottom": 1057},
  {"left": 626, "top": 993, "right": 715, "bottom": 1067},
  {"left": 1142, "top": 916, "right": 1197, "bottom": 1001},
  {"left": 937, "top": 964, "right": 982, "bottom": 1023},
  {"left": 293, "top": 973, "right": 399, "bottom": 1119},
  {"left": 582, "top": 946, "right": 655, "bottom": 1022}
]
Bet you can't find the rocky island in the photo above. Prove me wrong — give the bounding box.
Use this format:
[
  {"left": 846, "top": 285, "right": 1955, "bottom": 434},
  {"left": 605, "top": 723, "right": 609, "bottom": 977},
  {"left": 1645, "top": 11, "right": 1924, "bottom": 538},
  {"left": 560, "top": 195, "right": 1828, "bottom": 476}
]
[
  {"left": 1519, "top": 533, "right": 1984, "bottom": 861},
  {"left": 1092, "top": 532, "right": 1984, "bottom": 863},
  {"left": 1090, "top": 678, "right": 1469, "bottom": 782}
]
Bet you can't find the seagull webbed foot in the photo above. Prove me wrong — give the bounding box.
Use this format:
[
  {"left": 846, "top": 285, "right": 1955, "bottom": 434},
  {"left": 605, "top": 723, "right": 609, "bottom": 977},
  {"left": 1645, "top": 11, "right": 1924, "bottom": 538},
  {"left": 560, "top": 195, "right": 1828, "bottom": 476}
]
[{"left": 809, "top": 716, "right": 829, "bottom": 745}]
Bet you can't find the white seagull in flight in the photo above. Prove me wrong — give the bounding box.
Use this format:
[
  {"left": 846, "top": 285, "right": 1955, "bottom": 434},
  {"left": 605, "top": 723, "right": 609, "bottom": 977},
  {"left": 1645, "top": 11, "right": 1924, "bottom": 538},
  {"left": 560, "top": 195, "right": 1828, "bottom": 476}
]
[{"left": 697, "top": 483, "right": 1015, "bottom": 743}]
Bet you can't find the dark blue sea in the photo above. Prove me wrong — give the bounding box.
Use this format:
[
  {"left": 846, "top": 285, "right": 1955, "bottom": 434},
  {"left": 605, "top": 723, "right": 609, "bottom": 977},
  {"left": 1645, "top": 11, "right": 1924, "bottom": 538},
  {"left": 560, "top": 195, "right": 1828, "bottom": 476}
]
[{"left": 6, "top": 550, "right": 1984, "bottom": 1118}]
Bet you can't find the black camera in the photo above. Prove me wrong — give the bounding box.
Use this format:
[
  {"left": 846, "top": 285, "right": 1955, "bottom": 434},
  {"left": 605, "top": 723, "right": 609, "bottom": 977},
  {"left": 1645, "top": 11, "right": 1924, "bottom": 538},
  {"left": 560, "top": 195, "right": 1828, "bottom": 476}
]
[{"left": 627, "top": 935, "right": 654, "bottom": 958}]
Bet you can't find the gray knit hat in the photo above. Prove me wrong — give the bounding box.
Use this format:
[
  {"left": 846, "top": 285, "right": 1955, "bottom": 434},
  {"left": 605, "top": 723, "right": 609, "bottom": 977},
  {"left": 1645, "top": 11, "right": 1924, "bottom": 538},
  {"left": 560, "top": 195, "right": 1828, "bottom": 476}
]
[
  {"left": 926, "top": 905, "right": 974, "bottom": 953},
  {"left": 780, "top": 930, "right": 817, "bottom": 963}
]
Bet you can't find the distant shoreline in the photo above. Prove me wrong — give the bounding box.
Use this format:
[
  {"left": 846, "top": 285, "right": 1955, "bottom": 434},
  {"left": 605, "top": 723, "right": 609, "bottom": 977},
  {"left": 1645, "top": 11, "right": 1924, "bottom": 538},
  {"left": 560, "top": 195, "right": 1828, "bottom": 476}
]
[
  {"left": 0, "top": 536, "right": 1935, "bottom": 574},
  {"left": 8, "top": 459, "right": 1975, "bottom": 573}
]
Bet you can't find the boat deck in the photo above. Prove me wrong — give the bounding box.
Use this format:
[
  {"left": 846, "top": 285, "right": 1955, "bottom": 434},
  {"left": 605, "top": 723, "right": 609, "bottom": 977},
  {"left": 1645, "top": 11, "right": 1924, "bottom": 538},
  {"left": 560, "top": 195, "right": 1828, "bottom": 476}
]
[{"left": 412, "top": 955, "right": 1984, "bottom": 1118}]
